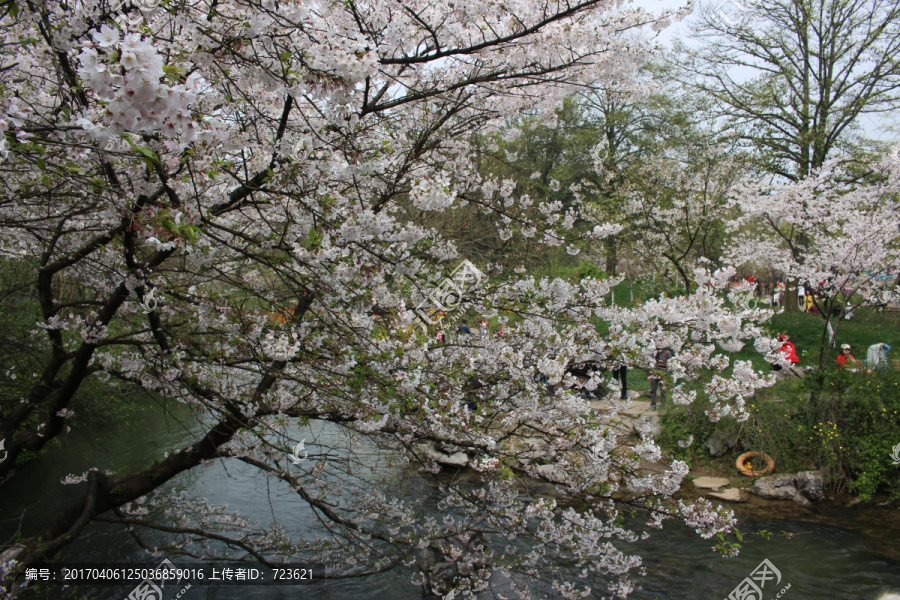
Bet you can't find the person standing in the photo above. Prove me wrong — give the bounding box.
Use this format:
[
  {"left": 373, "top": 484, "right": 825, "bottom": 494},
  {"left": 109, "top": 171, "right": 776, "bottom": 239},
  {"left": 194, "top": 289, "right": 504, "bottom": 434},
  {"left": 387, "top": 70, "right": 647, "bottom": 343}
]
[
  {"left": 649, "top": 347, "right": 672, "bottom": 411},
  {"left": 804, "top": 293, "right": 814, "bottom": 312},
  {"left": 843, "top": 302, "right": 854, "bottom": 320},
  {"left": 479, "top": 318, "right": 489, "bottom": 340}
]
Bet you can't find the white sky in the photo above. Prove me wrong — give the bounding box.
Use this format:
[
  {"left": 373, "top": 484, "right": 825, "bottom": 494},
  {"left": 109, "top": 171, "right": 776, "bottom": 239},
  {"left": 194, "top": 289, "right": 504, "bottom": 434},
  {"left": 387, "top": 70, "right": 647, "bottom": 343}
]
[{"left": 629, "top": 0, "right": 695, "bottom": 46}]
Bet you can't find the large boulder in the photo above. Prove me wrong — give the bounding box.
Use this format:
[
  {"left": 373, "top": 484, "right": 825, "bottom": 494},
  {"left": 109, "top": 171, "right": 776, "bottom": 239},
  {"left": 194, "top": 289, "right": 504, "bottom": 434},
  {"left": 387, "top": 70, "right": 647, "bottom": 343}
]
[
  {"left": 752, "top": 471, "right": 824, "bottom": 505},
  {"left": 420, "top": 445, "right": 470, "bottom": 467},
  {"left": 534, "top": 463, "right": 566, "bottom": 483},
  {"left": 707, "top": 428, "right": 737, "bottom": 458}
]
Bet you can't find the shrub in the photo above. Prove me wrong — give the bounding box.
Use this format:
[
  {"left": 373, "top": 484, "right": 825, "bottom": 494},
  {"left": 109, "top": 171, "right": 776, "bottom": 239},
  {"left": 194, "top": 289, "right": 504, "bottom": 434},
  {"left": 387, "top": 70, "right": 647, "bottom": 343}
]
[
  {"left": 659, "top": 369, "right": 900, "bottom": 500},
  {"left": 796, "top": 369, "right": 900, "bottom": 499}
]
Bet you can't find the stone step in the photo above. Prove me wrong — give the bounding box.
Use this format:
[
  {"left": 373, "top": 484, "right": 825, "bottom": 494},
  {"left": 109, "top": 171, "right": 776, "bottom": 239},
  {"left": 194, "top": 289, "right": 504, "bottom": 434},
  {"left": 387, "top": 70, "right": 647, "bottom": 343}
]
[
  {"left": 623, "top": 399, "right": 653, "bottom": 416},
  {"left": 692, "top": 476, "right": 730, "bottom": 491},
  {"left": 709, "top": 488, "right": 746, "bottom": 502}
]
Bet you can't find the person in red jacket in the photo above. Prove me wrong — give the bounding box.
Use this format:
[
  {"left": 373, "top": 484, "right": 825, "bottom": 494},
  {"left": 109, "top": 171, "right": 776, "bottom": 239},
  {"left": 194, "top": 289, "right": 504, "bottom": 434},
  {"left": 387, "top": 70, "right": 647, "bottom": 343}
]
[
  {"left": 772, "top": 333, "right": 799, "bottom": 371},
  {"left": 836, "top": 344, "right": 857, "bottom": 368}
]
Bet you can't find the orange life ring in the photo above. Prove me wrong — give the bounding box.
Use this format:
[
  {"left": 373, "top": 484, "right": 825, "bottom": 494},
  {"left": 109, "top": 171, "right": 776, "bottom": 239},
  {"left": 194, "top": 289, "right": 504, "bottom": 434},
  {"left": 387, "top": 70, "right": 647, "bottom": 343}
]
[{"left": 735, "top": 451, "right": 775, "bottom": 477}]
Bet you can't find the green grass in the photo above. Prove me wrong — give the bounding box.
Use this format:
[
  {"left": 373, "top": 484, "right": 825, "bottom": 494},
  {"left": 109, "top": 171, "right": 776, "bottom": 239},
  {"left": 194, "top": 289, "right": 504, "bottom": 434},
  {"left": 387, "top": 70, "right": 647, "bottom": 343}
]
[{"left": 761, "top": 308, "right": 900, "bottom": 369}]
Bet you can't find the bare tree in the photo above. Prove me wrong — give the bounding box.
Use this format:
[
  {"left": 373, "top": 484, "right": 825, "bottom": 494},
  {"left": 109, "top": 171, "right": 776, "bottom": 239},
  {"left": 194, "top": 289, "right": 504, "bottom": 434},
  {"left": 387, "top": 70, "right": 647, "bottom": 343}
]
[{"left": 678, "top": 0, "right": 900, "bottom": 181}]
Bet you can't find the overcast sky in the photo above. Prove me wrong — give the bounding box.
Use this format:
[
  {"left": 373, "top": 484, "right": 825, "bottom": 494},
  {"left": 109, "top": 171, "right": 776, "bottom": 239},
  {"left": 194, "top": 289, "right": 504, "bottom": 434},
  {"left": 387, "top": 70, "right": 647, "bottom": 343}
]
[{"left": 631, "top": 0, "right": 695, "bottom": 46}]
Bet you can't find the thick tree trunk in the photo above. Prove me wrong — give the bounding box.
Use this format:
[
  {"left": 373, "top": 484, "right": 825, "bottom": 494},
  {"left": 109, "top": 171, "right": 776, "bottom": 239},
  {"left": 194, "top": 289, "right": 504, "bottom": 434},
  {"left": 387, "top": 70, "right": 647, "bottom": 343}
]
[
  {"left": 605, "top": 237, "right": 617, "bottom": 276},
  {"left": 784, "top": 279, "right": 800, "bottom": 310}
]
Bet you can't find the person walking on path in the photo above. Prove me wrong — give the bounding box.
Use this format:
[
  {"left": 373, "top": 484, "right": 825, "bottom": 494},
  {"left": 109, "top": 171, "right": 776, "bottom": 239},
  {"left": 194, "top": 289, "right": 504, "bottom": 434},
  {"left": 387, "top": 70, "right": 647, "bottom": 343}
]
[
  {"left": 610, "top": 358, "right": 628, "bottom": 400},
  {"left": 836, "top": 344, "right": 858, "bottom": 369},
  {"left": 649, "top": 347, "right": 672, "bottom": 411},
  {"left": 479, "top": 318, "right": 489, "bottom": 341}
]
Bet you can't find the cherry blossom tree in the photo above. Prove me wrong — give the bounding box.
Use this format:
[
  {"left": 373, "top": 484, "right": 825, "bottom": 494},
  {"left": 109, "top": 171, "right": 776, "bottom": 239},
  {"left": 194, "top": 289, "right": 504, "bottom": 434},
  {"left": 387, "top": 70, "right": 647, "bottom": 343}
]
[
  {"left": 726, "top": 157, "right": 900, "bottom": 368},
  {"left": 0, "top": 1, "right": 777, "bottom": 598}
]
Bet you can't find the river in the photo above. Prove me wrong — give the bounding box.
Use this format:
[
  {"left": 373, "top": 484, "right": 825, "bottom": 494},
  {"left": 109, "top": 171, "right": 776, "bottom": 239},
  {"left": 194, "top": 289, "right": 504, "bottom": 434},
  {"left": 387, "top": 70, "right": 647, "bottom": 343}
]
[{"left": 1, "top": 400, "right": 898, "bottom": 600}]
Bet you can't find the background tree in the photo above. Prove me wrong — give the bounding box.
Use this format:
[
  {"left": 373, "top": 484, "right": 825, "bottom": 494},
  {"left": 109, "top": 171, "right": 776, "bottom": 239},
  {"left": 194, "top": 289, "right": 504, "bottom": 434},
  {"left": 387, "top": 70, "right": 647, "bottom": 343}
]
[
  {"left": 576, "top": 84, "right": 652, "bottom": 276},
  {"left": 464, "top": 97, "right": 602, "bottom": 273},
  {"left": 679, "top": 0, "right": 900, "bottom": 181},
  {"left": 676, "top": 0, "right": 900, "bottom": 309},
  {"left": 586, "top": 89, "right": 745, "bottom": 295}
]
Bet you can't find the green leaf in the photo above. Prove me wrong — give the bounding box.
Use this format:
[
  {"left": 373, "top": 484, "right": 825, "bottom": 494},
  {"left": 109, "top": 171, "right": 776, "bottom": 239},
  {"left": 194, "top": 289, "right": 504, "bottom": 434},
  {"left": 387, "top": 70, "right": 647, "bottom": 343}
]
[
  {"left": 36, "top": 158, "right": 46, "bottom": 171},
  {"left": 163, "top": 64, "right": 185, "bottom": 77},
  {"left": 136, "top": 147, "right": 160, "bottom": 165}
]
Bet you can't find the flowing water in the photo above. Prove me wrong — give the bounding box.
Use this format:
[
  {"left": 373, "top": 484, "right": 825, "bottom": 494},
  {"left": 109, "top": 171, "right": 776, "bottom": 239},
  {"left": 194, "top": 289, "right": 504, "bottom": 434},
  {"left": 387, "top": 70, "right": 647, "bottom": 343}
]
[{"left": 1, "top": 400, "right": 898, "bottom": 600}]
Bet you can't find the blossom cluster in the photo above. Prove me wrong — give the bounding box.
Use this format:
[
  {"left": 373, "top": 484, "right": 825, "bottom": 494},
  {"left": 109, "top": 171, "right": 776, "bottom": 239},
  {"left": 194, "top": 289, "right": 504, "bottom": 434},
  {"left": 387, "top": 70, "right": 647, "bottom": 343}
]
[{"left": 76, "top": 27, "right": 196, "bottom": 142}]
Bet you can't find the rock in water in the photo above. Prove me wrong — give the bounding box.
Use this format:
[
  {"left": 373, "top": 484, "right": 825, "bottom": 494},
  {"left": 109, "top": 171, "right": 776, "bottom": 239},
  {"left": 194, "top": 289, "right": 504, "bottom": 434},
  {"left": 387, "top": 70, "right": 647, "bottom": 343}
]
[
  {"left": 692, "top": 476, "right": 730, "bottom": 491},
  {"left": 794, "top": 471, "right": 824, "bottom": 501},
  {"left": 421, "top": 446, "right": 470, "bottom": 467},
  {"left": 709, "top": 488, "right": 745, "bottom": 502},
  {"left": 752, "top": 471, "right": 824, "bottom": 505}
]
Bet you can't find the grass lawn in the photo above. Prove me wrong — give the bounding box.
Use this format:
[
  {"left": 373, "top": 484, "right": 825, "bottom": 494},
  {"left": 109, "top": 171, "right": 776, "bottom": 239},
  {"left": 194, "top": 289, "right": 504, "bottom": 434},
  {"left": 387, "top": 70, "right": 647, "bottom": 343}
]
[{"left": 747, "top": 307, "right": 900, "bottom": 370}]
